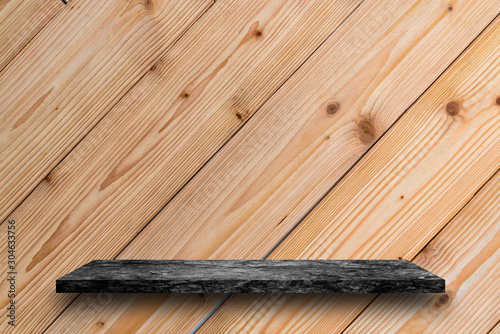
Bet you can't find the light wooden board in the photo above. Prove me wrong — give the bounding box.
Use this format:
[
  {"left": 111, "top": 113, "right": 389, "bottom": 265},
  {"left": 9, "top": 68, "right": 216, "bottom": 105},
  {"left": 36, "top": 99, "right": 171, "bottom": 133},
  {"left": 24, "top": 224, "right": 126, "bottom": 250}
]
[
  {"left": 197, "top": 15, "right": 500, "bottom": 333},
  {"left": 343, "top": 169, "right": 500, "bottom": 333},
  {"left": 1, "top": 0, "right": 365, "bottom": 332},
  {"left": 46, "top": 0, "right": 500, "bottom": 333},
  {"left": 0, "top": 0, "right": 212, "bottom": 222},
  {"left": 0, "top": 0, "right": 63, "bottom": 72}
]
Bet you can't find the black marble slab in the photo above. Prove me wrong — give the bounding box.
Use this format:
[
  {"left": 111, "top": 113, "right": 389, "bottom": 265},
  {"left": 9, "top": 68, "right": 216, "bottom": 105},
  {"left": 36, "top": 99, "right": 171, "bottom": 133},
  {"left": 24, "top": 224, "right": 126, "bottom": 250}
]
[{"left": 56, "top": 260, "right": 445, "bottom": 293}]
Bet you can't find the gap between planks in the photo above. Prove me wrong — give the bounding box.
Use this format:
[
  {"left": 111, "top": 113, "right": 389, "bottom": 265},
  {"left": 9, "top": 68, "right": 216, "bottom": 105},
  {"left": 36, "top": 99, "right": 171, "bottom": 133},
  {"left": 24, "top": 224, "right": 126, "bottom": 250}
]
[
  {"left": 1, "top": 0, "right": 217, "bottom": 224},
  {"left": 0, "top": 0, "right": 64, "bottom": 73}
]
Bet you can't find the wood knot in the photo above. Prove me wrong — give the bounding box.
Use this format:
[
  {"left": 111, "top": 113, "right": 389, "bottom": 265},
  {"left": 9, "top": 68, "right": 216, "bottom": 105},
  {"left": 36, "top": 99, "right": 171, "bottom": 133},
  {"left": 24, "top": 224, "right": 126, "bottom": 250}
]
[
  {"left": 181, "top": 91, "right": 190, "bottom": 99},
  {"left": 230, "top": 97, "right": 251, "bottom": 121},
  {"left": 400, "top": 195, "right": 404, "bottom": 199},
  {"left": 233, "top": 108, "right": 250, "bottom": 121},
  {"left": 447, "top": 4, "right": 453, "bottom": 11},
  {"left": 357, "top": 118, "right": 376, "bottom": 144},
  {"left": 495, "top": 96, "right": 500, "bottom": 106},
  {"left": 254, "top": 30, "right": 263, "bottom": 38},
  {"left": 326, "top": 102, "right": 340, "bottom": 115},
  {"left": 150, "top": 64, "right": 157, "bottom": 72},
  {"left": 98, "top": 321, "right": 105, "bottom": 327},
  {"left": 435, "top": 292, "right": 451, "bottom": 307},
  {"left": 445, "top": 101, "right": 461, "bottom": 116}
]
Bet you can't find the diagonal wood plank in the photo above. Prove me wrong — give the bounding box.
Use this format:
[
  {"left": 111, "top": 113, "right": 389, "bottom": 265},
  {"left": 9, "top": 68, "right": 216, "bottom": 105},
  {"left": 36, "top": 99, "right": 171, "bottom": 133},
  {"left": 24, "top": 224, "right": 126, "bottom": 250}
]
[
  {"left": 343, "top": 169, "right": 500, "bottom": 333},
  {"left": 1, "top": 1, "right": 365, "bottom": 332},
  {"left": 47, "top": 0, "right": 500, "bottom": 333},
  {"left": 197, "top": 15, "right": 500, "bottom": 333},
  {"left": 0, "top": 0, "right": 64, "bottom": 72},
  {"left": 0, "top": 0, "right": 213, "bottom": 222}
]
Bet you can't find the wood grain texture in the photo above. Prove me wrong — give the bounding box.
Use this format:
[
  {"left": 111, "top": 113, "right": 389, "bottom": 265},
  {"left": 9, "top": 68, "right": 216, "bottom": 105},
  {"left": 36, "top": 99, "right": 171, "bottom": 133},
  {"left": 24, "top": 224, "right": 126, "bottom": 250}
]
[
  {"left": 56, "top": 260, "right": 444, "bottom": 293},
  {"left": 46, "top": 0, "right": 500, "bottom": 332},
  {"left": 198, "top": 15, "right": 500, "bottom": 333},
  {"left": 0, "top": 0, "right": 212, "bottom": 222},
  {"left": 1, "top": 1, "right": 365, "bottom": 332},
  {"left": 343, "top": 170, "right": 500, "bottom": 334},
  {"left": 0, "top": 0, "right": 63, "bottom": 72}
]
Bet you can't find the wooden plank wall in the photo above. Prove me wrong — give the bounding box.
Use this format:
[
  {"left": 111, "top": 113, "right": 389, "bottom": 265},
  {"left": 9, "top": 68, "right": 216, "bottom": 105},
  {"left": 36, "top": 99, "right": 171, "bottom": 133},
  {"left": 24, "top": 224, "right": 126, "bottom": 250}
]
[
  {"left": 344, "top": 169, "right": 500, "bottom": 333},
  {"left": 198, "top": 15, "right": 500, "bottom": 333},
  {"left": 0, "top": 0, "right": 63, "bottom": 71},
  {"left": 491, "top": 322, "right": 500, "bottom": 334},
  {"left": 1, "top": 0, "right": 365, "bottom": 332},
  {"left": 0, "top": 0, "right": 498, "bottom": 332},
  {"left": 46, "top": 0, "right": 500, "bottom": 333},
  {"left": 0, "top": 0, "right": 213, "bottom": 221}
]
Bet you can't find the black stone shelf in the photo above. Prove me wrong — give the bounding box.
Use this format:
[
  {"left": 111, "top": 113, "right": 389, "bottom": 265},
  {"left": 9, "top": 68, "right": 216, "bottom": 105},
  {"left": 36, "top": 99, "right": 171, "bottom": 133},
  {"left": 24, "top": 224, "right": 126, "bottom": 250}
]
[{"left": 56, "top": 260, "right": 445, "bottom": 293}]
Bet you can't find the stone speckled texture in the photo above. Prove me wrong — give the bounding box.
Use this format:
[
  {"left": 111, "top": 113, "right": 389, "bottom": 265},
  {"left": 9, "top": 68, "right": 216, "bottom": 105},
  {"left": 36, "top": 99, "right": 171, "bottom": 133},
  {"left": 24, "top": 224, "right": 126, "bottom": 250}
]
[{"left": 56, "top": 260, "right": 445, "bottom": 293}]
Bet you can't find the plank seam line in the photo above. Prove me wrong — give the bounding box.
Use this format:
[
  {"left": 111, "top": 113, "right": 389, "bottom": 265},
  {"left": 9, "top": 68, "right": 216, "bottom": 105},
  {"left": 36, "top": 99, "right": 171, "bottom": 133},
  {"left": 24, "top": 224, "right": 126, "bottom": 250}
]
[
  {"left": 0, "top": 2, "right": 65, "bottom": 75},
  {"left": 34, "top": 1, "right": 217, "bottom": 331},
  {"left": 340, "top": 166, "right": 500, "bottom": 334},
  {"left": 191, "top": 8, "right": 500, "bottom": 334},
  {"left": 488, "top": 319, "right": 500, "bottom": 334}
]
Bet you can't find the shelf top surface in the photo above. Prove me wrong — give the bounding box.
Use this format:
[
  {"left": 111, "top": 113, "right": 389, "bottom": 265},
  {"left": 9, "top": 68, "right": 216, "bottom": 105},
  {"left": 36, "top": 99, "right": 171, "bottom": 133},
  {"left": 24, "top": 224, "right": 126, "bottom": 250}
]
[{"left": 59, "top": 259, "right": 442, "bottom": 282}]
